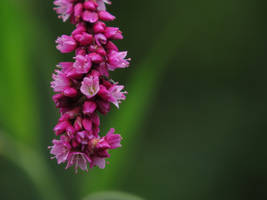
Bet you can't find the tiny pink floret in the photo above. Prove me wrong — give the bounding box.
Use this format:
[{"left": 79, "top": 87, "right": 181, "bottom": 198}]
[
  {"left": 107, "top": 50, "right": 130, "bottom": 71},
  {"left": 80, "top": 75, "right": 100, "bottom": 98},
  {"left": 54, "top": 0, "right": 73, "bottom": 22},
  {"left": 56, "top": 35, "right": 77, "bottom": 53}
]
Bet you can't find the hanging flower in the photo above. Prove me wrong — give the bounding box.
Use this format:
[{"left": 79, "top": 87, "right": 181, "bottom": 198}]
[{"left": 51, "top": 0, "right": 130, "bottom": 172}]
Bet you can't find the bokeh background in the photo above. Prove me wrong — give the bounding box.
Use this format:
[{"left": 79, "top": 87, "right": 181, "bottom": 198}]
[{"left": 0, "top": 0, "right": 267, "bottom": 199}]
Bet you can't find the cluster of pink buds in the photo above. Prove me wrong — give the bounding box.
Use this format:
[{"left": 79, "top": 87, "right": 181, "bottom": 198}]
[{"left": 49, "top": 0, "right": 130, "bottom": 172}]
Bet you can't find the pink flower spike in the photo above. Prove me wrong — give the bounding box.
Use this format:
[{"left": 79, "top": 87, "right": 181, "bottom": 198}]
[
  {"left": 66, "top": 152, "right": 91, "bottom": 173},
  {"left": 56, "top": 35, "right": 77, "bottom": 53},
  {"left": 51, "top": 0, "right": 130, "bottom": 172},
  {"left": 107, "top": 50, "right": 130, "bottom": 71},
  {"left": 83, "top": 11, "right": 99, "bottom": 23},
  {"left": 80, "top": 75, "right": 100, "bottom": 98}
]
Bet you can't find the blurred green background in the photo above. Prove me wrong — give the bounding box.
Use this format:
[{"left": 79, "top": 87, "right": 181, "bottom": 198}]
[{"left": 0, "top": 0, "right": 267, "bottom": 199}]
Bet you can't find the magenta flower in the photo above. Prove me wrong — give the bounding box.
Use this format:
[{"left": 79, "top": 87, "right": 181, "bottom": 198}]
[
  {"left": 83, "top": 101, "right": 97, "bottom": 115},
  {"left": 66, "top": 152, "right": 91, "bottom": 173},
  {"left": 90, "top": 157, "right": 106, "bottom": 169},
  {"left": 54, "top": 0, "right": 73, "bottom": 22},
  {"left": 95, "top": 33, "right": 107, "bottom": 46},
  {"left": 83, "top": 11, "right": 99, "bottom": 23},
  {"left": 107, "top": 50, "right": 130, "bottom": 71},
  {"left": 73, "top": 32, "right": 93, "bottom": 46},
  {"left": 98, "top": 84, "right": 127, "bottom": 108},
  {"left": 96, "top": 0, "right": 111, "bottom": 11},
  {"left": 73, "top": 55, "right": 92, "bottom": 74},
  {"left": 80, "top": 75, "right": 100, "bottom": 98},
  {"left": 98, "top": 11, "right": 116, "bottom": 21},
  {"left": 51, "top": 0, "right": 130, "bottom": 172},
  {"left": 49, "top": 136, "right": 71, "bottom": 164},
  {"left": 104, "top": 128, "right": 122, "bottom": 149},
  {"left": 108, "top": 85, "right": 127, "bottom": 108},
  {"left": 105, "top": 27, "right": 123, "bottom": 40},
  {"left": 56, "top": 35, "right": 77, "bottom": 53},
  {"left": 51, "top": 70, "right": 71, "bottom": 92},
  {"left": 89, "top": 128, "right": 122, "bottom": 169}
]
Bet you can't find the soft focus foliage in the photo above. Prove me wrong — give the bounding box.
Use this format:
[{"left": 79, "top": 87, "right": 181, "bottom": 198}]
[
  {"left": 0, "top": 0, "right": 267, "bottom": 200},
  {"left": 83, "top": 191, "right": 143, "bottom": 200}
]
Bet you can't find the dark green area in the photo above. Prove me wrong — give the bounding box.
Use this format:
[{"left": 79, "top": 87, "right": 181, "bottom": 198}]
[
  {"left": 0, "top": 156, "right": 40, "bottom": 200},
  {"left": 0, "top": 0, "right": 267, "bottom": 199}
]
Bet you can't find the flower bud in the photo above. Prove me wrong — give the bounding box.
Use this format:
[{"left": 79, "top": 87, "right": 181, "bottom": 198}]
[
  {"left": 98, "top": 11, "right": 115, "bottom": 21},
  {"left": 83, "top": 101, "right": 97, "bottom": 115},
  {"left": 83, "top": 11, "right": 98, "bottom": 23}
]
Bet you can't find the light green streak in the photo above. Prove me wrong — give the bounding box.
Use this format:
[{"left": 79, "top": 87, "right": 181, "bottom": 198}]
[
  {"left": 0, "top": 1, "right": 65, "bottom": 200},
  {"left": 0, "top": 0, "right": 39, "bottom": 146},
  {"left": 83, "top": 191, "right": 144, "bottom": 200}
]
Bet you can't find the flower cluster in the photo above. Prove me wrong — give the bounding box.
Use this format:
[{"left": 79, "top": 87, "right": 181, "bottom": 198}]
[{"left": 49, "top": 0, "right": 130, "bottom": 173}]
